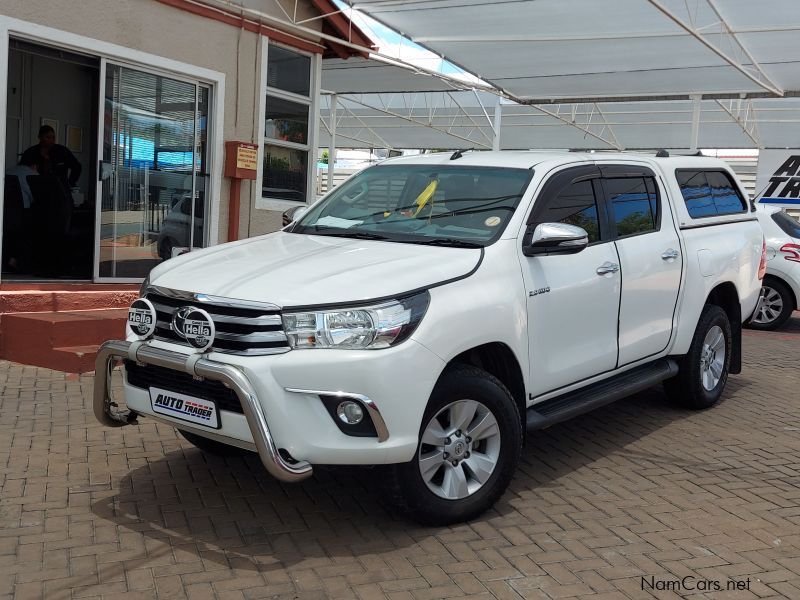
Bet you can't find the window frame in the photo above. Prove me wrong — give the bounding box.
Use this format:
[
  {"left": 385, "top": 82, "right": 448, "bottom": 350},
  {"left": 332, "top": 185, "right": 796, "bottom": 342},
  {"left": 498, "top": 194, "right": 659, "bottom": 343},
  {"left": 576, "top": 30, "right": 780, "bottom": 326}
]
[
  {"left": 674, "top": 168, "right": 748, "bottom": 220},
  {"left": 257, "top": 41, "right": 320, "bottom": 208}
]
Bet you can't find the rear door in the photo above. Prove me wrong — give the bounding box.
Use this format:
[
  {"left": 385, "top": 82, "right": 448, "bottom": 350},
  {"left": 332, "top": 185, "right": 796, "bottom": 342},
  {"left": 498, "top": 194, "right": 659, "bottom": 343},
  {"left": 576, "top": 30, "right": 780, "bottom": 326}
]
[{"left": 599, "top": 165, "right": 682, "bottom": 366}]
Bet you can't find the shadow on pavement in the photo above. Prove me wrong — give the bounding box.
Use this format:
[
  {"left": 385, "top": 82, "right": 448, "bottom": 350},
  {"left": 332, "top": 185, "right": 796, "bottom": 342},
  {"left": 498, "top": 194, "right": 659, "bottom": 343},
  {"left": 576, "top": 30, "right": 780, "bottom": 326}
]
[{"left": 90, "top": 383, "right": 708, "bottom": 571}]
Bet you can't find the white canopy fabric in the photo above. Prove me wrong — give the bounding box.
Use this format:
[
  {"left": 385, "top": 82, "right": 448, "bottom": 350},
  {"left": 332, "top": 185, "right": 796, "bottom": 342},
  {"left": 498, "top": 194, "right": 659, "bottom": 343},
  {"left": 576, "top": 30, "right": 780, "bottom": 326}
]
[
  {"left": 346, "top": 0, "right": 800, "bottom": 103},
  {"left": 321, "top": 57, "right": 476, "bottom": 93},
  {"left": 318, "top": 91, "right": 798, "bottom": 150}
]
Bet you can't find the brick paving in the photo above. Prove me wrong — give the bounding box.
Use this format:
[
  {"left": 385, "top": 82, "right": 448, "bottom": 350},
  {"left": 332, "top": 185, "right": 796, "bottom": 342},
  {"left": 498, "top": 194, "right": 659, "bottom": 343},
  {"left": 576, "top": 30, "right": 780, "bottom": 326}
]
[{"left": 1, "top": 315, "right": 800, "bottom": 600}]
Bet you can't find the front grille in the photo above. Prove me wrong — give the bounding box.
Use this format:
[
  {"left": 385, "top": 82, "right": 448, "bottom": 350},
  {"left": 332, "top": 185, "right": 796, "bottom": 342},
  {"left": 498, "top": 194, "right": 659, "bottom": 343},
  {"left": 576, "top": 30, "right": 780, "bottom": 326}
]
[
  {"left": 145, "top": 289, "right": 289, "bottom": 356},
  {"left": 125, "top": 360, "right": 243, "bottom": 414}
]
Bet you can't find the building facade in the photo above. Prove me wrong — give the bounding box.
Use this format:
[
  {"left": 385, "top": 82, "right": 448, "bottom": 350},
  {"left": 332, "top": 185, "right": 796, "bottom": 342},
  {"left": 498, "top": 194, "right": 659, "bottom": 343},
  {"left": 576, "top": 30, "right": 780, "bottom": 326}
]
[{"left": 0, "top": 0, "right": 371, "bottom": 283}]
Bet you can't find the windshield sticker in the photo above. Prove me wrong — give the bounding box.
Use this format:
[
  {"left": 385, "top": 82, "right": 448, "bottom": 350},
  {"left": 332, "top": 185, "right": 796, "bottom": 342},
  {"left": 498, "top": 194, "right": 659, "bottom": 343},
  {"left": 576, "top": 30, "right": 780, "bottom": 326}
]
[
  {"left": 485, "top": 216, "right": 502, "bottom": 227},
  {"left": 315, "top": 216, "right": 363, "bottom": 228}
]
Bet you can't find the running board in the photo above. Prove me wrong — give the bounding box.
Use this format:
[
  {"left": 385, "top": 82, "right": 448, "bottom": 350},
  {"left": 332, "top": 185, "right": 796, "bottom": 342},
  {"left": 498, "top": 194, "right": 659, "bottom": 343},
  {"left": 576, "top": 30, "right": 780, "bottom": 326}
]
[{"left": 526, "top": 359, "right": 679, "bottom": 431}]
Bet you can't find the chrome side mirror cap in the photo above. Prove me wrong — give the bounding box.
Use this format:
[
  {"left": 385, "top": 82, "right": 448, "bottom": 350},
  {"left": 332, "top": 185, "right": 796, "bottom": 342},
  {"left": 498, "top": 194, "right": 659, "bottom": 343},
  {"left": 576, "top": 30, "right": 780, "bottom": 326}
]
[
  {"left": 522, "top": 222, "right": 589, "bottom": 257},
  {"left": 282, "top": 206, "right": 308, "bottom": 227}
]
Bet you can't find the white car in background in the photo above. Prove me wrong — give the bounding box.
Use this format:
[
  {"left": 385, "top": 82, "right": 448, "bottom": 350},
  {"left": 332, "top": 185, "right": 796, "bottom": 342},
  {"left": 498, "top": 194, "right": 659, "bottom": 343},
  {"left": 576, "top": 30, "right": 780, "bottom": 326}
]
[{"left": 749, "top": 206, "right": 800, "bottom": 330}]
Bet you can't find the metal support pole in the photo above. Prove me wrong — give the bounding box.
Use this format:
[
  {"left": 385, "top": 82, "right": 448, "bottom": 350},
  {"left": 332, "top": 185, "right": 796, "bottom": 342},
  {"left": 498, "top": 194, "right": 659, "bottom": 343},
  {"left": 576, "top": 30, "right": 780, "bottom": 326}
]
[
  {"left": 327, "top": 94, "right": 337, "bottom": 193},
  {"left": 492, "top": 99, "right": 502, "bottom": 151},
  {"left": 690, "top": 94, "right": 702, "bottom": 152}
]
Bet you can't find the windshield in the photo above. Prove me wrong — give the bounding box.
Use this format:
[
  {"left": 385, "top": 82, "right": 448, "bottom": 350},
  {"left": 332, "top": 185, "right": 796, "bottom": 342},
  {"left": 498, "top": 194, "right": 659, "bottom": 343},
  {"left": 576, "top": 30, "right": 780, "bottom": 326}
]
[
  {"left": 771, "top": 210, "right": 800, "bottom": 239},
  {"left": 291, "top": 164, "right": 532, "bottom": 247}
]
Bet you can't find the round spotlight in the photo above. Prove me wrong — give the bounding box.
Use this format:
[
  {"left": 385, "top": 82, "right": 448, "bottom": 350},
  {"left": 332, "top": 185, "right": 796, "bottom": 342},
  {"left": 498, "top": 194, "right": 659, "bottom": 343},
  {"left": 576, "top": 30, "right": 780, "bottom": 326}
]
[{"left": 336, "top": 401, "right": 364, "bottom": 425}]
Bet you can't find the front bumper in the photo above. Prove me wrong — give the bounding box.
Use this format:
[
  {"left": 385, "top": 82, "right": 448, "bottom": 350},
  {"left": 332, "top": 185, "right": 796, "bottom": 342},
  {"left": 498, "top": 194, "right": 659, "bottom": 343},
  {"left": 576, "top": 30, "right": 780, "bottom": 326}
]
[
  {"left": 94, "top": 339, "right": 312, "bottom": 483},
  {"left": 95, "top": 337, "right": 446, "bottom": 477}
]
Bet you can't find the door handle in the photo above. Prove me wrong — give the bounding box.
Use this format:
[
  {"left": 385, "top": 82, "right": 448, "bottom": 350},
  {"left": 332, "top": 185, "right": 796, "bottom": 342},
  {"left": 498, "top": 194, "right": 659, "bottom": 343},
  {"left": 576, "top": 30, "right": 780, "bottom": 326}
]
[
  {"left": 596, "top": 262, "right": 620, "bottom": 276},
  {"left": 661, "top": 248, "right": 680, "bottom": 260}
]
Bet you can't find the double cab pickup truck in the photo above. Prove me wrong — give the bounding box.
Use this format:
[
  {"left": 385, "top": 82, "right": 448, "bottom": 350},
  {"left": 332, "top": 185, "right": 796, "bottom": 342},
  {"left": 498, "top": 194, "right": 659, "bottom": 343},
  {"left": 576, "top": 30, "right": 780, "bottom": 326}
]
[{"left": 95, "top": 151, "right": 765, "bottom": 524}]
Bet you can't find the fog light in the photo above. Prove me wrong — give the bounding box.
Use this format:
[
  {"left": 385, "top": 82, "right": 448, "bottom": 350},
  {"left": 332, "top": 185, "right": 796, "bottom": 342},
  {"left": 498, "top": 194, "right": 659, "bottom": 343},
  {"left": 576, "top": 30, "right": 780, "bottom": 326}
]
[{"left": 336, "top": 401, "right": 364, "bottom": 425}]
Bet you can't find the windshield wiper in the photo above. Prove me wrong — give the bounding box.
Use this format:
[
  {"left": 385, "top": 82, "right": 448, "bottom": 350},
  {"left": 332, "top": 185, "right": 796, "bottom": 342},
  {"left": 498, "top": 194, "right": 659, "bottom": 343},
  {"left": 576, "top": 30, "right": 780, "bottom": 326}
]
[
  {"left": 405, "top": 238, "right": 483, "bottom": 248},
  {"left": 310, "top": 230, "right": 389, "bottom": 241}
]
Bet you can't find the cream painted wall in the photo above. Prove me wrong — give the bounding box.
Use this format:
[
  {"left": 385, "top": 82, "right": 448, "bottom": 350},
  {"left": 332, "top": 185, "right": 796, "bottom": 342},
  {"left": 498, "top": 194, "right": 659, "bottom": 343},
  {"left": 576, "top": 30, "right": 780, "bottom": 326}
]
[{"left": 1, "top": 0, "right": 324, "bottom": 243}]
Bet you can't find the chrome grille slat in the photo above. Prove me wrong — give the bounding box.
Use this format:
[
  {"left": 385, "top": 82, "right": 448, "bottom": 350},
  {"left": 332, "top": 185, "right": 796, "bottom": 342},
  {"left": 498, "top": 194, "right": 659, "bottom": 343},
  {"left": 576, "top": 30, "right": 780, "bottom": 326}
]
[
  {"left": 145, "top": 288, "right": 290, "bottom": 356},
  {"left": 150, "top": 301, "right": 282, "bottom": 326},
  {"left": 153, "top": 319, "right": 287, "bottom": 343}
]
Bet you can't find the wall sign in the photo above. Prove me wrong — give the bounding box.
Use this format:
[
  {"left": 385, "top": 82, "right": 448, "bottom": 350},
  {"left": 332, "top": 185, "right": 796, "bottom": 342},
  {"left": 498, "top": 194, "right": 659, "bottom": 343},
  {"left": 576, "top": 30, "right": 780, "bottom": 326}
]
[
  {"left": 224, "top": 141, "right": 258, "bottom": 180},
  {"left": 754, "top": 150, "right": 800, "bottom": 207}
]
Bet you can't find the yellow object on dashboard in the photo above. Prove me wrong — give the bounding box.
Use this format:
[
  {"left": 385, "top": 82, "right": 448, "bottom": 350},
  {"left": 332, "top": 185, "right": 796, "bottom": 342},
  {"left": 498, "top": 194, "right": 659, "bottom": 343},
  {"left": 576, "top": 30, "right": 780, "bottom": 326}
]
[{"left": 412, "top": 180, "right": 438, "bottom": 217}]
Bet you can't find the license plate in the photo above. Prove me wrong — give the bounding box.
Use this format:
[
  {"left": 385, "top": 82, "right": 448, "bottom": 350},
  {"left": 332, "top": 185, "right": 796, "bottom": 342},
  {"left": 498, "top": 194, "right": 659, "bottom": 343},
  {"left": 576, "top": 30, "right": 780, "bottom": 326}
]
[{"left": 149, "top": 387, "right": 220, "bottom": 429}]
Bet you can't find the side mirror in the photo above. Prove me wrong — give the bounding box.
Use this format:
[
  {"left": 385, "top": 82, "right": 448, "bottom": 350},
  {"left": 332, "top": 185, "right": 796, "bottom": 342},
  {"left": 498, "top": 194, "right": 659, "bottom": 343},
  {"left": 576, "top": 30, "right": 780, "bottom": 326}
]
[
  {"left": 522, "top": 222, "right": 589, "bottom": 257},
  {"left": 282, "top": 206, "right": 308, "bottom": 227}
]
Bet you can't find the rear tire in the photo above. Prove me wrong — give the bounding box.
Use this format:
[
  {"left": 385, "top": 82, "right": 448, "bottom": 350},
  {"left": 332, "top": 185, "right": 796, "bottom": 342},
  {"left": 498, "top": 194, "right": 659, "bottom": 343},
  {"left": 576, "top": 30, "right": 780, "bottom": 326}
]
[
  {"left": 747, "top": 278, "right": 794, "bottom": 331},
  {"left": 664, "top": 304, "right": 731, "bottom": 410},
  {"left": 178, "top": 430, "right": 249, "bottom": 456},
  {"left": 388, "top": 364, "right": 522, "bottom": 525}
]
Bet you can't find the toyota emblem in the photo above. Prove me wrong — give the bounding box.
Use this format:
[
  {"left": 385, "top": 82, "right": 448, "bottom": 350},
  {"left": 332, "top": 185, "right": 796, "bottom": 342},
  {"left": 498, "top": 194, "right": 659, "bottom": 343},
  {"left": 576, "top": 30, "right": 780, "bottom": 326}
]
[{"left": 172, "top": 306, "right": 215, "bottom": 352}]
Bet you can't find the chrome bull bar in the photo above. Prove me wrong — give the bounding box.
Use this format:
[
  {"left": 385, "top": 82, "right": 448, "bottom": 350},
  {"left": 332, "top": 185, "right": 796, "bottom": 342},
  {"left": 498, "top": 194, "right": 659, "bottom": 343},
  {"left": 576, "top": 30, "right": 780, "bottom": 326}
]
[{"left": 93, "top": 339, "right": 313, "bottom": 483}]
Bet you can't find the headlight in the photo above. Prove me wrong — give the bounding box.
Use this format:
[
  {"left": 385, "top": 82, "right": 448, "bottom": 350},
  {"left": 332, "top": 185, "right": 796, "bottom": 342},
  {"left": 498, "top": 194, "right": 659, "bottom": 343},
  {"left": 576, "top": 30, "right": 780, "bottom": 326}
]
[
  {"left": 139, "top": 275, "right": 150, "bottom": 297},
  {"left": 282, "top": 291, "right": 430, "bottom": 350}
]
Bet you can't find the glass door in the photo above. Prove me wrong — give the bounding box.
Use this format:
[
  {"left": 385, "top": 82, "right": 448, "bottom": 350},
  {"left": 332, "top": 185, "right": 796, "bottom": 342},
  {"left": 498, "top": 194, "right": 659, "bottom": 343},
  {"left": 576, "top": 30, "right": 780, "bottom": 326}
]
[{"left": 94, "top": 61, "right": 210, "bottom": 281}]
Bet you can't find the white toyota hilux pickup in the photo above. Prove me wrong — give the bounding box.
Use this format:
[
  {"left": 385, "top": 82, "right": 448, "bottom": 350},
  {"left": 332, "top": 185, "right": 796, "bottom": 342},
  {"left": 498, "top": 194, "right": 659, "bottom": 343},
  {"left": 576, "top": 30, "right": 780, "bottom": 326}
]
[{"left": 95, "top": 151, "right": 765, "bottom": 524}]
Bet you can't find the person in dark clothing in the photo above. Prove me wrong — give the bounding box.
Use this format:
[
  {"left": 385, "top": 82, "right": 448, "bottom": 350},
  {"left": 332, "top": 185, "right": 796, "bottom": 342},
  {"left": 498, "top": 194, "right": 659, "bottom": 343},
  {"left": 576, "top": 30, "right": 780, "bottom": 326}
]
[{"left": 21, "top": 124, "right": 82, "bottom": 195}]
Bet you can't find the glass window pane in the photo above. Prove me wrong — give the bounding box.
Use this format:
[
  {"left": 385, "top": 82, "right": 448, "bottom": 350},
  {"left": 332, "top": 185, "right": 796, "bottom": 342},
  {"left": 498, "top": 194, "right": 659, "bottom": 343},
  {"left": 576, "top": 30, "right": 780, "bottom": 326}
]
[
  {"left": 536, "top": 180, "right": 601, "bottom": 242},
  {"left": 265, "top": 96, "right": 309, "bottom": 145},
  {"left": 294, "top": 165, "right": 531, "bottom": 246},
  {"left": 707, "top": 171, "right": 746, "bottom": 215},
  {"left": 100, "top": 65, "right": 206, "bottom": 278},
  {"left": 677, "top": 170, "right": 716, "bottom": 218},
  {"left": 267, "top": 45, "right": 311, "bottom": 96},
  {"left": 772, "top": 210, "right": 800, "bottom": 238},
  {"left": 606, "top": 177, "right": 656, "bottom": 237},
  {"left": 263, "top": 144, "right": 307, "bottom": 201}
]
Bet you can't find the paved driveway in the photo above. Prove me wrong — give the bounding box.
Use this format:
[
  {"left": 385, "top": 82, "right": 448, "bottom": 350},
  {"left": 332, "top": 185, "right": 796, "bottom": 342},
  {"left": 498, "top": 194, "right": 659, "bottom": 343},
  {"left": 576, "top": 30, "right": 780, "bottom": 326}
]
[{"left": 1, "top": 315, "right": 799, "bottom": 600}]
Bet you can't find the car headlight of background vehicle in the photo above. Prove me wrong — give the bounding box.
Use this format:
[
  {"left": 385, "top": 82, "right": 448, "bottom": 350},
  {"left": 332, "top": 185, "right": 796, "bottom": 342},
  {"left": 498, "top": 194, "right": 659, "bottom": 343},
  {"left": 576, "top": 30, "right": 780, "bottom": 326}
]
[{"left": 282, "top": 291, "right": 430, "bottom": 350}]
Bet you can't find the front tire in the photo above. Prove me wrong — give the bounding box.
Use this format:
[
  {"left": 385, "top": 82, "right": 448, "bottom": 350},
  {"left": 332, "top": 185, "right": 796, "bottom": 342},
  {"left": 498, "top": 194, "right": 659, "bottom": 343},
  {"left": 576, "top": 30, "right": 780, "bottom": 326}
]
[
  {"left": 664, "top": 304, "right": 732, "bottom": 409},
  {"left": 747, "top": 278, "right": 794, "bottom": 331},
  {"left": 389, "top": 365, "right": 522, "bottom": 525}
]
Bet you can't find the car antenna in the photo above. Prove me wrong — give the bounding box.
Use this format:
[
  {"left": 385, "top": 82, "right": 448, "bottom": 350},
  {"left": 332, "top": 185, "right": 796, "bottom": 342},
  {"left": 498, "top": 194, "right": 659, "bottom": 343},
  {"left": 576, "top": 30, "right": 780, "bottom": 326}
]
[
  {"left": 655, "top": 149, "right": 670, "bottom": 157},
  {"left": 450, "top": 148, "right": 472, "bottom": 160}
]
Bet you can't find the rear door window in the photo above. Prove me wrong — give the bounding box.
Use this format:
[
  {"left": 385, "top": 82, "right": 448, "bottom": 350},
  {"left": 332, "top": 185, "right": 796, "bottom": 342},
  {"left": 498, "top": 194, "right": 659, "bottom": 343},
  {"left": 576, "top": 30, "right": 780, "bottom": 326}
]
[
  {"left": 676, "top": 170, "right": 747, "bottom": 218},
  {"left": 771, "top": 210, "right": 800, "bottom": 238},
  {"left": 605, "top": 177, "right": 658, "bottom": 237}
]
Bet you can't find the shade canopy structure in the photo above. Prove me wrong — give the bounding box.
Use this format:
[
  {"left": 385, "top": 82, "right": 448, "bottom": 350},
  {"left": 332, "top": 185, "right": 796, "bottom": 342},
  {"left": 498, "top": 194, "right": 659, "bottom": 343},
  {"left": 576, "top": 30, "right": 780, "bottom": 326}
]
[
  {"left": 345, "top": 0, "right": 800, "bottom": 104},
  {"left": 322, "top": 57, "right": 480, "bottom": 93},
  {"left": 317, "top": 91, "right": 799, "bottom": 150}
]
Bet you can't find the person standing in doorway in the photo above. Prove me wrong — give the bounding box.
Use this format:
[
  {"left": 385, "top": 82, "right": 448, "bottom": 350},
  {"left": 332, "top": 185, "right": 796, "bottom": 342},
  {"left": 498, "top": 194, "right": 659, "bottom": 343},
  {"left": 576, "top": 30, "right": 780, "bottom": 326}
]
[
  {"left": 21, "top": 125, "right": 82, "bottom": 275},
  {"left": 21, "top": 124, "right": 82, "bottom": 196}
]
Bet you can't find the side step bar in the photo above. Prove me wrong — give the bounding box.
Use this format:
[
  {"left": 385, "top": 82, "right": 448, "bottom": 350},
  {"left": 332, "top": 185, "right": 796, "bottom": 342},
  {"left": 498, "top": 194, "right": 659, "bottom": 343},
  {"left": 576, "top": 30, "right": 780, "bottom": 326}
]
[{"left": 526, "top": 358, "right": 679, "bottom": 431}]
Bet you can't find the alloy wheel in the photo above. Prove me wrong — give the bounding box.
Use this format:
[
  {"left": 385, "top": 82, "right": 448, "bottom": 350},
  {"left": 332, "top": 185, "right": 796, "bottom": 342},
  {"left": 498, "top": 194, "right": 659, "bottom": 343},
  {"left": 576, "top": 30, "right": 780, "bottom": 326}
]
[
  {"left": 752, "top": 286, "right": 784, "bottom": 325},
  {"left": 417, "top": 399, "right": 501, "bottom": 500},
  {"left": 699, "top": 325, "right": 726, "bottom": 391}
]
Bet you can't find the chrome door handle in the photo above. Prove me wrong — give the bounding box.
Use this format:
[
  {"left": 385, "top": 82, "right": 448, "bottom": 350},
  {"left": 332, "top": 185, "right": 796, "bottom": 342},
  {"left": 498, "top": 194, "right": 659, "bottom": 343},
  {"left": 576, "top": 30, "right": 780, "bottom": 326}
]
[
  {"left": 596, "top": 262, "right": 620, "bottom": 275},
  {"left": 661, "top": 248, "right": 680, "bottom": 260}
]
